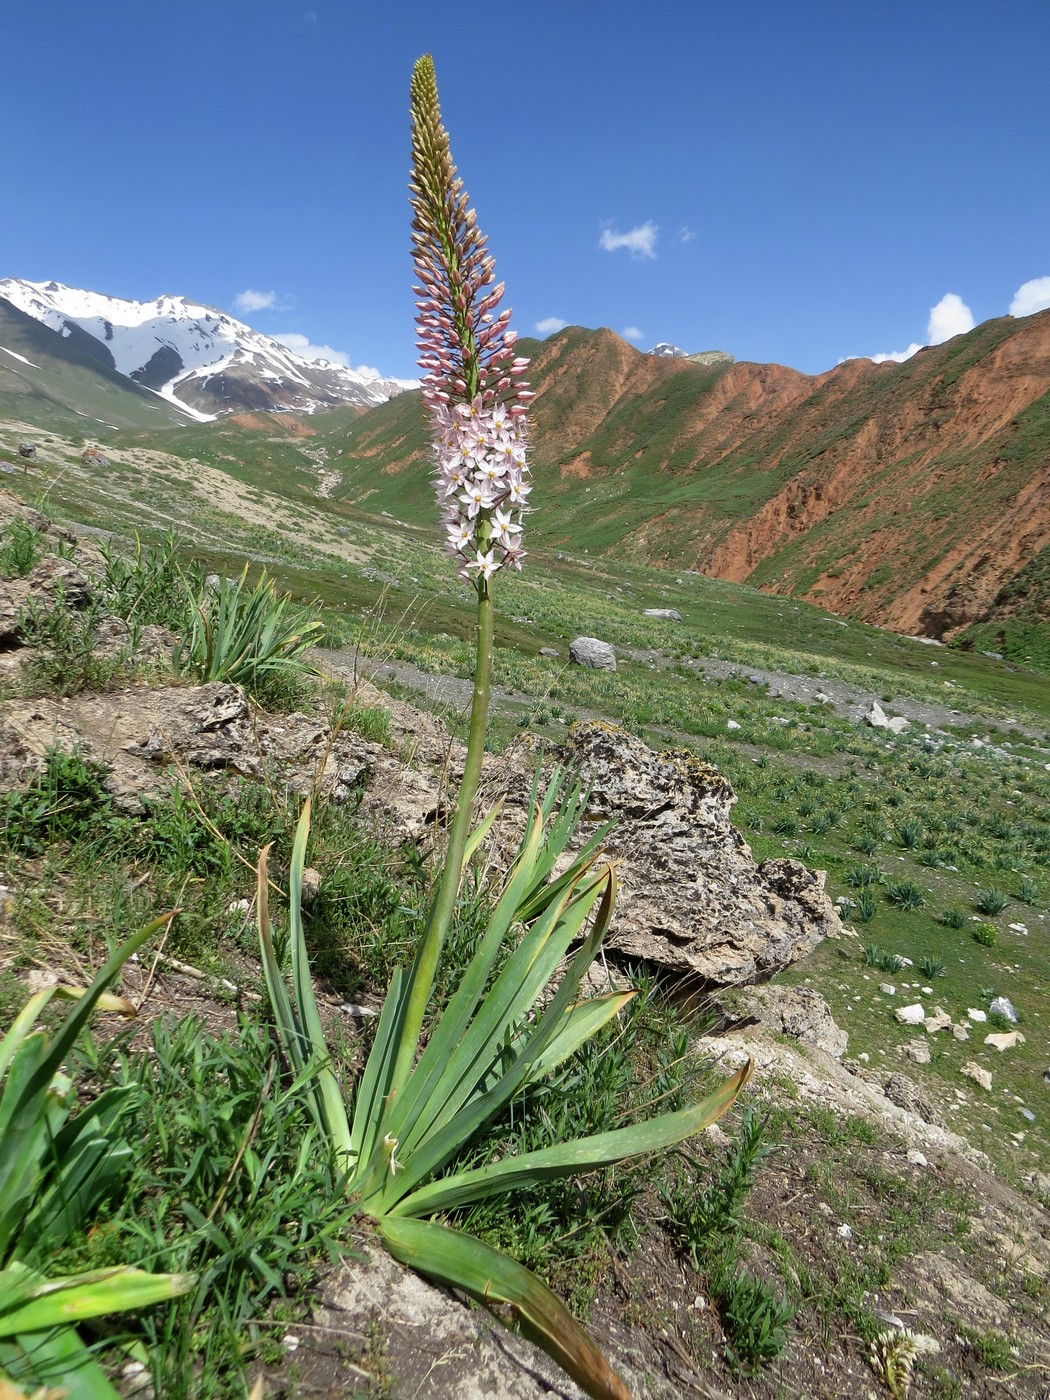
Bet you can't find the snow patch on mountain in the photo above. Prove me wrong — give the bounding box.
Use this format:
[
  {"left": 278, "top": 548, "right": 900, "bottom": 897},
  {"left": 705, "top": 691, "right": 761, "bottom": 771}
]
[{"left": 0, "top": 279, "right": 415, "bottom": 418}]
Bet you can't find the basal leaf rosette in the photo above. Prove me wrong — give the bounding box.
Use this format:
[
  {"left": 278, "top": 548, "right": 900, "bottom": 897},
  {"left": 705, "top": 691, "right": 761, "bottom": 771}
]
[{"left": 409, "top": 54, "right": 534, "bottom": 583}]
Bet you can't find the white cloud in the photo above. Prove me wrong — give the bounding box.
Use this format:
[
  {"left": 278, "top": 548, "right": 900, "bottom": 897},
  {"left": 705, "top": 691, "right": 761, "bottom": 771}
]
[
  {"left": 599, "top": 221, "right": 658, "bottom": 259},
  {"left": 868, "top": 343, "right": 924, "bottom": 365},
  {"left": 861, "top": 291, "right": 974, "bottom": 364},
  {"left": 234, "top": 289, "right": 279, "bottom": 313},
  {"left": 535, "top": 316, "right": 568, "bottom": 334},
  {"left": 678, "top": 226, "right": 696, "bottom": 244},
  {"left": 926, "top": 292, "right": 974, "bottom": 344},
  {"left": 621, "top": 326, "right": 643, "bottom": 341},
  {"left": 1010, "top": 276, "right": 1050, "bottom": 318},
  {"left": 275, "top": 332, "right": 351, "bottom": 367}
]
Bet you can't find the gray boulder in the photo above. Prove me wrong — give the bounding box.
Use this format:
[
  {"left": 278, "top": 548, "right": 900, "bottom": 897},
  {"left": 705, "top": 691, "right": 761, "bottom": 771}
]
[
  {"left": 569, "top": 636, "right": 616, "bottom": 671},
  {"left": 643, "top": 608, "right": 682, "bottom": 622},
  {"left": 485, "top": 722, "right": 841, "bottom": 987}
]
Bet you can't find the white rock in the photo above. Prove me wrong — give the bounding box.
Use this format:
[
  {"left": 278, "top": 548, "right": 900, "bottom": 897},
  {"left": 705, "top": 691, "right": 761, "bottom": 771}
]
[
  {"left": 837, "top": 1224, "right": 853, "bottom": 1239},
  {"left": 727, "top": 719, "right": 741, "bottom": 730},
  {"left": 907, "top": 1149, "right": 928, "bottom": 1167},
  {"left": 967, "top": 1008, "right": 987, "bottom": 1022},
  {"left": 961, "top": 1062, "right": 993, "bottom": 1091},
  {"left": 896, "top": 1003, "right": 926, "bottom": 1026},
  {"left": 989, "top": 996, "right": 1018, "bottom": 1022},
  {"left": 985, "top": 1031, "right": 1026, "bottom": 1052},
  {"left": 879, "top": 983, "right": 897, "bottom": 996}
]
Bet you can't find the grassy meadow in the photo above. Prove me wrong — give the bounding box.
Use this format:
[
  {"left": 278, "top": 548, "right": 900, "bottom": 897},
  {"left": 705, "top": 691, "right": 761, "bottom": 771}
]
[{"left": 1, "top": 420, "right": 1048, "bottom": 1397}]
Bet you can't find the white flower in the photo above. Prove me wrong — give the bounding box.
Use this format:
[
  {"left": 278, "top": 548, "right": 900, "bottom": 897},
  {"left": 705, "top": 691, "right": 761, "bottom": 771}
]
[{"left": 467, "top": 549, "right": 500, "bottom": 580}]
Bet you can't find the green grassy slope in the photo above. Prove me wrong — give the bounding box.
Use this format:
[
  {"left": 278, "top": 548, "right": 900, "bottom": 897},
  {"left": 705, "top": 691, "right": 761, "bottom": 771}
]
[{"left": 0, "top": 298, "right": 192, "bottom": 434}]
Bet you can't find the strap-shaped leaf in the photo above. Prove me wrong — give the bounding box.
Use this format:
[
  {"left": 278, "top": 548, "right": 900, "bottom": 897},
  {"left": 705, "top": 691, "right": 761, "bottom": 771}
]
[
  {"left": 514, "top": 991, "right": 636, "bottom": 1086},
  {"left": 257, "top": 826, "right": 352, "bottom": 1161},
  {"left": 286, "top": 803, "right": 352, "bottom": 1159},
  {"left": 364, "top": 871, "right": 616, "bottom": 1209},
  {"left": 346, "top": 965, "right": 408, "bottom": 1172},
  {"left": 395, "top": 1059, "right": 753, "bottom": 1217},
  {"left": 0, "top": 992, "right": 54, "bottom": 1082},
  {"left": 380, "top": 867, "right": 609, "bottom": 1187},
  {"left": 1, "top": 1314, "right": 120, "bottom": 1400},
  {"left": 0, "top": 1262, "right": 193, "bottom": 1335},
  {"left": 367, "top": 806, "right": 548, "bottom": 1162},
  {"left": 375, "top": 1215, "right": 631, "bottom": 1400}
]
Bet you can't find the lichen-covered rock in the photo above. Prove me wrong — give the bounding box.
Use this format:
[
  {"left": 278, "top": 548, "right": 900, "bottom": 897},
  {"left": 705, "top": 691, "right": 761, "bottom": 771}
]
[
  {"left": 0, "top": 556, "right": 95, "bottom": 644},
  {"left": 568, "top": 636, "right": 616, "bottom": 671},
  {"left": 716, "top": 985, "right": 848, "bottom": 1057},
  {"left": 488, "top": 721, "right": 840, "bottom": 987}
]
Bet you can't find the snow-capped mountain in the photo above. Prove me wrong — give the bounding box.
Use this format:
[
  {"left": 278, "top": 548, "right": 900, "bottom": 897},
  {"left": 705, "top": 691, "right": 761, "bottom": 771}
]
[
  {"left": 0, "top": 279, "right": 415, "bottom": 421},
  {"left": 648, "top": 342, "right": 690, "bottom": 359}
]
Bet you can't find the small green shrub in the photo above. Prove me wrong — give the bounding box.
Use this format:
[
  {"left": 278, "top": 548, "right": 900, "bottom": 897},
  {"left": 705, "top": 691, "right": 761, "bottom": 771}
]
[
  {"left": 716, "top": 1266, "right": 794, "bottom": 1375},
  {"left": 0, "top": 519, "right": 45, "bottom": 578},
  {"left": 972, "top": 922, "right": 997, "bottom": 947},
  {"left": 660, "top": 1109, "right": 772, "bottom": 1270},
  {"left": 919, "top": 955, "right": 945, "bottom": 979},
  {"left": 98, "top": 530, "right": 203, "bottom": 636},
  {"left": 19, "top": 585, "right": 121, "bottom": 696},
  {"left": 940, "top": 907, "right": 967, "bottom": 930}
]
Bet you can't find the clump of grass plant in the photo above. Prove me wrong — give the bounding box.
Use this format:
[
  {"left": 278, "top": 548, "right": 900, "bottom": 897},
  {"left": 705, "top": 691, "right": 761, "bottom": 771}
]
[
  {"left": 175, "top": 564, "right": 323, "bottom": 699},
  {"left": 974, "top": 887, "right": 1008, "bottom": 916},
  {"left": 885, "top": 880, "right": 926, "bottom": 911},
  {"left": 252, "top": 57, "right": 752, "bottom": 1400}
]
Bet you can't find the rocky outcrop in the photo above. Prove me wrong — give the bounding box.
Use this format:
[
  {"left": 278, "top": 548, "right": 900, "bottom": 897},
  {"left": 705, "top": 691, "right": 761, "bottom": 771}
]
[
  {"left": 0, "top": 679, "right": 443, "bottom": 839},
  {"left": 487, "top": 722, "right": 840, "bottom": 987}
]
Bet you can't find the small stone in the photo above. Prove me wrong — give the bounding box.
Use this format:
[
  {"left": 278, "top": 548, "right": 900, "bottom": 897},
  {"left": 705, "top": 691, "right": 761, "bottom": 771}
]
[
  {"left": 837, "top": 1224, "right": 853, "bottom": 1239},
  {"left": 896, "top": 1003, "right": 926, "bottom": 1026},
  {"left": 1021, "top": 1108, "right": 1036, "bottom": 1123},
  {"left": 300, "top": 867, "right": 322, "bottom": 905},
  {"left": 967, "top": 1008, "right": 987, "bottom": 1023},
  {"left": 924, "top": 1007, "right": 952, "bottom": 1035},
  {"left": 952, "top": 1024, "right": 970, "bottom": 1041},
  {"left": 907, "top": 1149, "right": 928, "bottom": 1167},
  {"left": 902, "top": 1038, "right": 932, "bottom": 1065},
  {"left": 727, "top": 719, "right": 741, "bottom": 730},
  {"left": 961, "top": 1062, "right": 993, "bottom": 1091},
  {"left": 539, "top": 646, "right": 559, "bottom": 657},
  {"left": 879, "top": 983, "right": 897, "bottom": 996}
]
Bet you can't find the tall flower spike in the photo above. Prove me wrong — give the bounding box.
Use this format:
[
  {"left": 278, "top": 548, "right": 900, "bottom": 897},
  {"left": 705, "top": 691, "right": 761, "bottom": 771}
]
[{"left": 409, "top": 54, "right": 532, "bottom": 585}]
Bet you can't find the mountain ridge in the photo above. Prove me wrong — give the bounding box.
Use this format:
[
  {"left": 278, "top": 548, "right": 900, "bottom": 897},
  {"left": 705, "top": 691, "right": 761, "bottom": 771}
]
[
  {"left": 326, "top": 314, "right": 1050, "bottom": 655},
  {"left": 0, "top": 278, "right": 415, "bottom": 420}
]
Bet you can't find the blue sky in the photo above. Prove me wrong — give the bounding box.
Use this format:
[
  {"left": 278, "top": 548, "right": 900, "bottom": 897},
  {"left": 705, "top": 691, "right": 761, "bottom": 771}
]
[{"left": 7, "top": 2, "right": 1050, "bottom": 380}]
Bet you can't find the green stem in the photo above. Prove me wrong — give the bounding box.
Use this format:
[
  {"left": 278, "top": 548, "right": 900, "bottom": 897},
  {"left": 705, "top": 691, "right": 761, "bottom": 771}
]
[{"left": 387, "top": 577, "right": 494, "bottom": 1099}]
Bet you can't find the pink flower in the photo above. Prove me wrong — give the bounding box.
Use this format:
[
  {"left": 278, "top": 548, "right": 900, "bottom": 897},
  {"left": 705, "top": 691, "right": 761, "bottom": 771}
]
[{"left": 410, "top": 55, "right": 533, "bottom": 584}]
